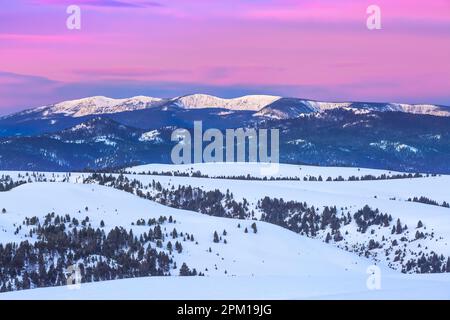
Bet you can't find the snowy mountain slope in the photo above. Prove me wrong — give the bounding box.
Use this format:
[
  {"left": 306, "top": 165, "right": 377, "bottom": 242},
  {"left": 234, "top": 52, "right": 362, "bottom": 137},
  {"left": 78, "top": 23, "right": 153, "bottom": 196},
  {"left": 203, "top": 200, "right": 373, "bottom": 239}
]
[
  {"left": 0, "top": 182, "right": 388, "bottom": 295},
  {"left": 125, "top": 163, "right": 449, "bottom": 204},
  {"left": 3, "top": 96, "right": 166, "bottom": 120},
  {"left": 122, "top": 177, "right": 449, "bottom": 237},
  {"left": 0, "top": 182, "right": 376, "bottom": 276},
  {"left": 3, "top": 94, "right": 449, "bottom": 123},
  {"left": 253, "top": 99, "right": 353, "bottom": 119},
  {"left": 118, "top": 163, "right": 450, "bottom": 272},
  {"left": 38, "top": 96, "right": 166, "bottom": 118},
  {"left": 254, "top": 99, "right": 450, "bottom": 119},
  {"left": 2, "top": 108, "right": 450, "bottom": 173},
  {"left": 1, "top": 181, "right": 450, "bottom": 299},
  {"left": 170, "top": 94, "right": 281, "bottom": 111},
  {"left": 3, "top": 162, "right": 449, "bottom": 274}
]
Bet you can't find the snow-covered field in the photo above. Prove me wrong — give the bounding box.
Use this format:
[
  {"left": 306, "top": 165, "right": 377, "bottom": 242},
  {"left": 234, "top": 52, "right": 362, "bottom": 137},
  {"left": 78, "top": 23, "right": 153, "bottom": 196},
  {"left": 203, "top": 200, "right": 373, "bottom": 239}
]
[
  {"left": 3, "top": 273, "right": 450, "bottom": 300},
  {"left": 0, "top": 163, "right": 449, "bottom": 299},
  {"left": 127, "top": 162, "right": 409, "bottom": 180}
]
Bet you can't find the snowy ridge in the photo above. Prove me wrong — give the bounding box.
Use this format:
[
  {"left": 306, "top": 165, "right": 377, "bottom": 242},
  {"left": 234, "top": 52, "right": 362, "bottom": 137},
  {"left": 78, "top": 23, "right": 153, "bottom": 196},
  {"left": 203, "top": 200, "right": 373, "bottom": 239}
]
[
  {"left": 4, "top": 94, "right": 450, "bottom": 120},
  {"left": 254, "top": 99, "right": 450, "bottom": 119},
  {"left": 172, "top": 94, "right": 281, "bottom": 111},
  {"left": 40, "top": 96, "right": 166, "bottom": 117}
]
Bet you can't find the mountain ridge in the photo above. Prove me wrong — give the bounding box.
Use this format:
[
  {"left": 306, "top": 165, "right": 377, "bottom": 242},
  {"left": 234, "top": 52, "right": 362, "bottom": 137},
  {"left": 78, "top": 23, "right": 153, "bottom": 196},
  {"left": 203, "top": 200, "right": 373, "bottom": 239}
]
[
  {"left": 1, "top": 109, "right": 450, "bottom": 173},
  {"left": 3, "top": 94, "right": 450, "bottom": 120}
]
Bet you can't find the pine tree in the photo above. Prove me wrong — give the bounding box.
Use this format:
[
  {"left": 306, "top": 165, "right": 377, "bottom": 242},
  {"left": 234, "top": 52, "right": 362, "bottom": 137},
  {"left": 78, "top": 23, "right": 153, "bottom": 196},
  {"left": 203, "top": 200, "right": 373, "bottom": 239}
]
[
  {"left": 179, "top": 263, "right": 190, "bottom": 276},
  {"left": 396, "top": 219, "right": 403, "bottom": 234},
  {"left": 333, "top": 230, "right": 343, "bottom": 242},
  {"left": 213, "top": 231, "right": 219, "bottom": 243},
  {"left": 175, "top": 241, "right": 183, "bottom": 253}
]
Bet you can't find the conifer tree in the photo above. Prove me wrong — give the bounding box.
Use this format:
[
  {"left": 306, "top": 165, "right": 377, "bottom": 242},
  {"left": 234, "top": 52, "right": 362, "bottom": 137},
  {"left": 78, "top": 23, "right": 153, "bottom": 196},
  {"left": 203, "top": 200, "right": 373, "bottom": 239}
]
[
  {"left": 213, "top": 231, "right": 219, "bottom": 243},
  {"left": 179, "top": 263, "right": 190, "bottom": 276}
]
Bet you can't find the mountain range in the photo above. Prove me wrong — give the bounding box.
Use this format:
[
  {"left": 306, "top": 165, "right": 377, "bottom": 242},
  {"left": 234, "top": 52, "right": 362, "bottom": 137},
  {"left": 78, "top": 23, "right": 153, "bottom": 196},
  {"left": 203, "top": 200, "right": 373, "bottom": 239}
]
[
  {"left": 0, "top": 94, "right": 449, "bottom": 172},
  {"left": 5, "top": 93, "right": 450, "bottom": 119}
]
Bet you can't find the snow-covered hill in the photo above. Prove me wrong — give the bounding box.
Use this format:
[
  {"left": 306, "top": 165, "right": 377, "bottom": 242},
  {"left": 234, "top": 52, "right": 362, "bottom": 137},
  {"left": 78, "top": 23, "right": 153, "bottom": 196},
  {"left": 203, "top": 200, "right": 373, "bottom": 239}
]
[
  {"left": 127, "top": 162, "right": 406, "bottom": 180},
  {"left": 122, "top": 163, "right": 450, "bottom": 273},
  {"left": 1, "top": 163, "right": 450, "bottom": 299},
  {"left": 3, "top": 273, "right": 450, "bottom": 300},
  {"left": 1, "top": 181, "right": 450, "bottom": 299}
]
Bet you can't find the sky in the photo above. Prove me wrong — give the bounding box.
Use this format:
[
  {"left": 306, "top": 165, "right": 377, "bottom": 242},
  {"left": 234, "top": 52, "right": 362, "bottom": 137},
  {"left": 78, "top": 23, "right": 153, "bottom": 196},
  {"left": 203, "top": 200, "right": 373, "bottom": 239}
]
[{"left": 0, "top": 0, "right": 449, "bottom": 114}]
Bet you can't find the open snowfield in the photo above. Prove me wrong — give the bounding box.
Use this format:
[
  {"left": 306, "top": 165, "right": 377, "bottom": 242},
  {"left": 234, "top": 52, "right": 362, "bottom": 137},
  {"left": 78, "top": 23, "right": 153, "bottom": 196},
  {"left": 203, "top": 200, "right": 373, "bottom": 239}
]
[
  {"left": 0, "top": 163, "right": 450, "bottom": 299},
  {"left": 2, "top": 273, "right": 450, "bottom": 300}
]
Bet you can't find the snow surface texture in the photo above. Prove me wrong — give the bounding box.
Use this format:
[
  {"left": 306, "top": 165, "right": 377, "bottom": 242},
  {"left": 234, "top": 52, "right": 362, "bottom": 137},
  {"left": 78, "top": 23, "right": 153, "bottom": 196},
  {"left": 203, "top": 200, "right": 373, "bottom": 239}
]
[{"left": 1, "top": 163, "right": 450, "bottom": 299}]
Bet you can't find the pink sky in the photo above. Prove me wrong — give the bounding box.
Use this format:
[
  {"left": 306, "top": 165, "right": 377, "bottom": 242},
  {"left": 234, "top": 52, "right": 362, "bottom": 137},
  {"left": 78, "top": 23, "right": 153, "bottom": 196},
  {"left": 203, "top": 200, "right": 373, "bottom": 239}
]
[{"left": 0, "top": 0, "right": 449, "bottom": 113}]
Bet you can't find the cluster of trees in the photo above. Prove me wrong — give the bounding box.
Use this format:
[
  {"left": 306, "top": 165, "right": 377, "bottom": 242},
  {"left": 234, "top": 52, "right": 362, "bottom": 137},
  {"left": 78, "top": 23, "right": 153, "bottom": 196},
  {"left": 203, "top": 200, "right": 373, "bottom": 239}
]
[
  {"left": 391, "top": 219, "right": 408, "bottom": 235},
  {"left": 353, "top": 205, "right": 392, "bottom": 233},
  {"left": 127, "top": 170, "right": 430, "bottom": 183},
  {"left": 258, "top": 197, "right": 449, "bottom": 274},
  {"left": 0, "top": 172, "right": 71, "bottom": 192},
  {"left": 404, "top": 254, "right": 450, "bottom": 273},
  {"left": 134, "top": 215, "right": 171, "bottom": 226},
  {"left": 349, "top": 172, "right": 426, "bottom": 181},
  {"left": 408, "top": 196, "right": 450, "bottom": 208},
  {"left": 258, "top": 197, "right": 350, "bottom": 238},
  {"left": 131, "top": 170, "right": 305, "bottom": 181},
  {"left": 85, "top": 174, "right": 252, "bottom": 220},
  {"left": 0, "top": 175, "right": 27, "bottom": 192},
  {"left": 0, "top": 213, "right": 194, "bottom": 293},
  {"left": 179, "top": 262, "right": 200, "bottom": 276}
]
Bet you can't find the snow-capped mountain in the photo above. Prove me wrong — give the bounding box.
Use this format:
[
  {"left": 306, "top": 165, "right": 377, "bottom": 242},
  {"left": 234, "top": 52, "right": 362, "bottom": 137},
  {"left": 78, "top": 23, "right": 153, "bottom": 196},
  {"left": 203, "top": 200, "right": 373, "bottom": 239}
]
[
  {"left": 170, "top": 94, "right": 281, "bottom": 111},
  {"left": 36, "top": 95, "right": 167, "bottom": 118},
  {"left": 253, "top": 98, "right": 331, "bottom": 119},
  {"left": 2, "top": 94, "right": 449, "bottom": 124},
  {"left": 256, "top": 99, "right": 450, "bottom": 119},
  {"left": 1, "top": 108, "right": 450, "bottom": 172}
]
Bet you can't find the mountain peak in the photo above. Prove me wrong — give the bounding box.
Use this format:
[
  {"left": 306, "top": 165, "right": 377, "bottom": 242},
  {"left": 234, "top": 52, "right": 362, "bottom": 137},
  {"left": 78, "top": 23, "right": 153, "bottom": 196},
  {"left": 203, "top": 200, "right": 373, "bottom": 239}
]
[{"left": 40, "top": 95, "right": 165, "bottom": 118}]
